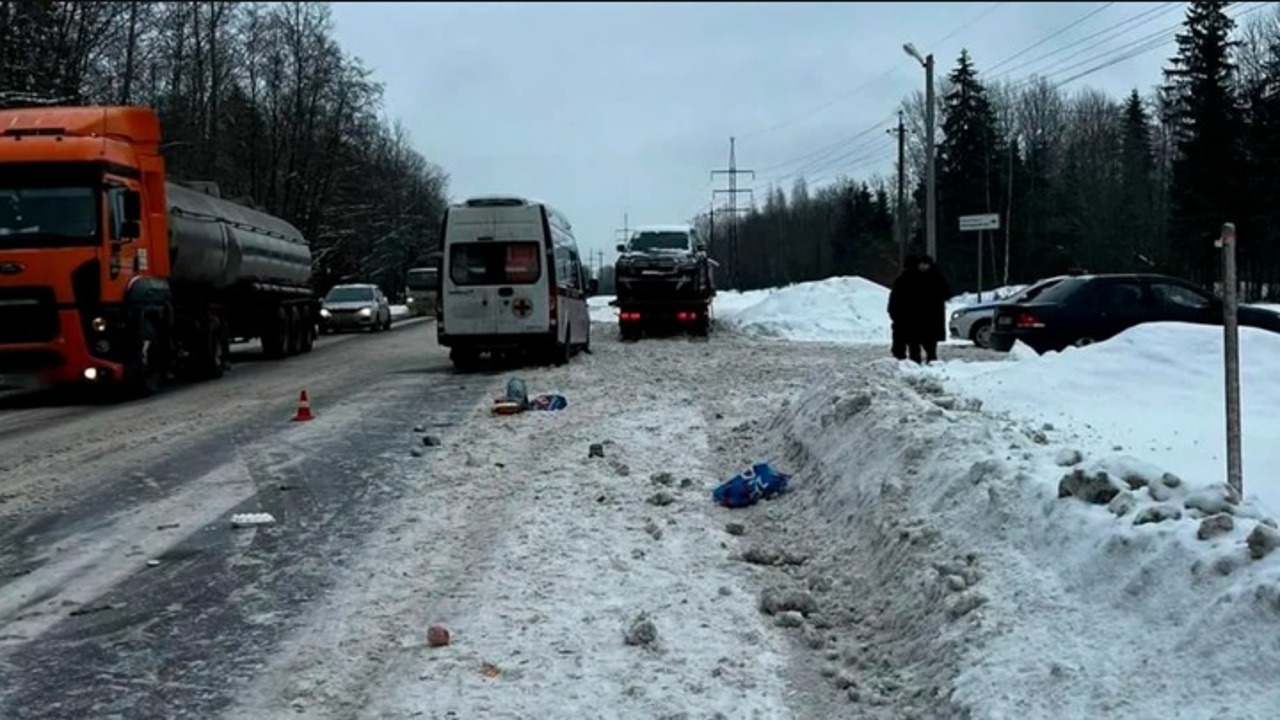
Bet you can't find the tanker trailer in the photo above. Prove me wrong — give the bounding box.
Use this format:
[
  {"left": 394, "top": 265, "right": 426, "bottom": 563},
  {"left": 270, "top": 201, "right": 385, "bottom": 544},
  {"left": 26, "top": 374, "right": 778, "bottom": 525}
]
[
  {"left": 0, "top": 104, "right": 320, "bottom": 397},
  {"left": 165, "top": 181, "right": 318, "bottom": 362}
]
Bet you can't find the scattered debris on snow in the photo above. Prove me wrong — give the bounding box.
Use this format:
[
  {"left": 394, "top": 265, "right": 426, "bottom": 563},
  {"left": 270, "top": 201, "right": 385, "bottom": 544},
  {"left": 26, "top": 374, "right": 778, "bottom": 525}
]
[{"left": 229, "top": 512, "right": 276, "bottom": 528}]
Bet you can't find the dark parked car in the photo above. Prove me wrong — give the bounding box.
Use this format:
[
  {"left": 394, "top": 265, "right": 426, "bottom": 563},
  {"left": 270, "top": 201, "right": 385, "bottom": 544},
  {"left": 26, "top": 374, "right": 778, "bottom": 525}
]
[{"left": 988, "top": 273, "right": 1280, "bottom": 354}]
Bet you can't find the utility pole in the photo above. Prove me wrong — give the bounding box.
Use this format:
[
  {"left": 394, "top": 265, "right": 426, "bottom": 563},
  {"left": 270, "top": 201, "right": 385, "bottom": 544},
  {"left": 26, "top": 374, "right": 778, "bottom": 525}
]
[
  {"left": 924, "top": 53, "right": 937, "bottom": 260},
  {"left": 887, "top": 111, "right": 907, "bottom": 270},
  {"left": 903, "top": 43, "right": 937, "bottom": 258},
  {"left": 711, "top": 136, "right": 754, "bottom": 288}
]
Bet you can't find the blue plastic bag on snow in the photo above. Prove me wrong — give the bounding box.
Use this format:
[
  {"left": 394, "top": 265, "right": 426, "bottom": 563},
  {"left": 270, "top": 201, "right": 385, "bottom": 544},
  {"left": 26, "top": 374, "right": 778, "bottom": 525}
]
[{"left": 712, "top": 462, "right": 791, "bottom": 509}]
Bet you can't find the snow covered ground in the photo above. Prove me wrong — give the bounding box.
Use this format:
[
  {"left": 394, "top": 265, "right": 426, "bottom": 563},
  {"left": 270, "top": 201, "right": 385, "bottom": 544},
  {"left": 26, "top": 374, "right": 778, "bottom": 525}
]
[{"left": 223, "top": 285, "right": 1280, "bottom": 718}]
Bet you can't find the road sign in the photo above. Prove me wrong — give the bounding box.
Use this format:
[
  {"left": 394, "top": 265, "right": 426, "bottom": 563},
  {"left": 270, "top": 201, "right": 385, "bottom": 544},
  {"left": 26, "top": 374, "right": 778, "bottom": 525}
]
[{"left": 959, "top": 213, "right": 1000, "bottom": 232}]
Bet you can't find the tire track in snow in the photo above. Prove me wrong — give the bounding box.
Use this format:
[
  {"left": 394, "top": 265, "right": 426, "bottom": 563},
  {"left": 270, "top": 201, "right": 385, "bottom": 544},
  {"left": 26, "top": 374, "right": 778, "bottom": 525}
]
[{"left": 0, "top": 324, "right": 488, "bottom": 720}]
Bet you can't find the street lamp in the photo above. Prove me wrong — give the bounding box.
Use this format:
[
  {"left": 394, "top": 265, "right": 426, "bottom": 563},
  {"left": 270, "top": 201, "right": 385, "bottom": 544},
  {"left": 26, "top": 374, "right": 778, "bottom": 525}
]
[{"left": 903, "top": 42, "right": 937, "bottom": 260}]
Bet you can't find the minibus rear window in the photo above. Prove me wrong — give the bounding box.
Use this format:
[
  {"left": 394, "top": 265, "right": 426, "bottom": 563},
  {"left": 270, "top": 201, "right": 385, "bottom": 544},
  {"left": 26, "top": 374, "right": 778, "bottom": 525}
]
[{"left": 449, "top": 241, "right": 542, "bottom": 286}]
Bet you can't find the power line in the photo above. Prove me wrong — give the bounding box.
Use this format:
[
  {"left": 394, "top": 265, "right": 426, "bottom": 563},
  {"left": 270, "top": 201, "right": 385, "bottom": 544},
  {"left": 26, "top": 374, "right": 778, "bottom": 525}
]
[
  {"left": 990, "top": 2, "right": 1185, "bottom": 84},
  {"left": 1049, "top": 0, "right": 1273, "bottom": 89},
  {"left": 1003, "top": 1, "right": 1266, "bottom": 93},
  {"left": 761, "top": 3, "right": 1197, "bottom": 193},
  {"left": 753, "top": 112, "right": 896, "bottom": 177},
  {"left": 985, "top": 2, "right": 1120, "bottom": 75},
  {"left": 735, "top": 1, "right": 1007, "bottom": 142},
  {"left": 772, "top": 135, "right": 894, "bottom": 187}
]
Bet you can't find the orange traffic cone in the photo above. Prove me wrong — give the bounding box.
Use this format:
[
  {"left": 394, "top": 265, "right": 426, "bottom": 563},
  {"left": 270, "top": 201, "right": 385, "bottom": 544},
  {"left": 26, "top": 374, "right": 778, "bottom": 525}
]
[{"left": 293, "top": 390, "right": 314, "bottom": 422}]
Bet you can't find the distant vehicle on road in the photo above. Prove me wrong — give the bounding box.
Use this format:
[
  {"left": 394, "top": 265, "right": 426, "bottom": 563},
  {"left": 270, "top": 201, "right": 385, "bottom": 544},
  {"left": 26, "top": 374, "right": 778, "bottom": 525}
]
[
  {"left": 319, "top": 283, "right": 392, "bottom": 333},
  {"left": 612, "top": 224, "right": 715, "bottom": 340},
  {"left": 437, "top": 195, "right": 595, "bottom": 370},
  {"left": 950, "top": 276, "right": 1068, "bottom": 348},
  {"left": 988, "top": 273, "right": 1280, "bottom": 354},
  {"left": 405, "top": 266, "right": 439, "bottom": 317}
]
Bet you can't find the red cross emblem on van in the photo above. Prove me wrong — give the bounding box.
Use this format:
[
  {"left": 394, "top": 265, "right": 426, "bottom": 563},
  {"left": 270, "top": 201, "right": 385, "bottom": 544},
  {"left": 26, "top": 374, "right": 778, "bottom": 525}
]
[{"left": 511, "top": 298, "right": 533, "bottom": 317}]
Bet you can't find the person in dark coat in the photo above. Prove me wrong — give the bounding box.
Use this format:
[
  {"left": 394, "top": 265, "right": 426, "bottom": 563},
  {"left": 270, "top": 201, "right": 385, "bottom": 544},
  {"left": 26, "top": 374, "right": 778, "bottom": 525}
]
[
  {"left": 887, "top": 254, "right": 919, "bottom": 360},
  {"left": 907, "top": 254, "right": 951, "bottom": 363}
]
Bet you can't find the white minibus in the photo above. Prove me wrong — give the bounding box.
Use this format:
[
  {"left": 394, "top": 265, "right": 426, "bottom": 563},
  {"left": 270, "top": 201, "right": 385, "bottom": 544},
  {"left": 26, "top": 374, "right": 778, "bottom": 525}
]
[{"left": 437, "top": 195, "right": 595, "bottom": 370}]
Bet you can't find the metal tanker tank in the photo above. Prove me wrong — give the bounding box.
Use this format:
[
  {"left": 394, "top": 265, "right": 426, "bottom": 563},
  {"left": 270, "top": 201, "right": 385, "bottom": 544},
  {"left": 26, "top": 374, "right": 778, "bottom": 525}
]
[{"left": 165, "top": 182, "right": 313, "bottom": 291}]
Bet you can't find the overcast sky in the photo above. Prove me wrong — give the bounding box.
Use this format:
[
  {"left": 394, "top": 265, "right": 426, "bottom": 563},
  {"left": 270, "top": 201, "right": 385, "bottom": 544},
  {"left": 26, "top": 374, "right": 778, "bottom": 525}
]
[{"left": 330, "top": 1, "right": 1186, "bottom": 262}]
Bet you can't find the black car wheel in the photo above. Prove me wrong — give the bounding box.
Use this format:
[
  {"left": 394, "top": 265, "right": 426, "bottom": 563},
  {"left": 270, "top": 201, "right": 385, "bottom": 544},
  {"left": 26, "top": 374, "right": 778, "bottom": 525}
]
[{"left": 971, "top": 320, "right": 994, "bottom": 348}]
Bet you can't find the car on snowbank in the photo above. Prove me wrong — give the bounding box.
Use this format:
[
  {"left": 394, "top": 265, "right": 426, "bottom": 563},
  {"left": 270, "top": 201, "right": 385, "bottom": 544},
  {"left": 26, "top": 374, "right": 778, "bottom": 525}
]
[
  {"left": 950, "top": 276, "right": 1068, "bottom": 348},
  {"left": 988, "top": 273, "right": 1280, "bottom": 354}
]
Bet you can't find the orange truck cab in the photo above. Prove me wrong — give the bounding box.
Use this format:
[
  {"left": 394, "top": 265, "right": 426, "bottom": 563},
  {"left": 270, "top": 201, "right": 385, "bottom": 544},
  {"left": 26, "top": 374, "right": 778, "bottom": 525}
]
[{"left": 0, "top": 106, "right": 319, "bottom": 396}]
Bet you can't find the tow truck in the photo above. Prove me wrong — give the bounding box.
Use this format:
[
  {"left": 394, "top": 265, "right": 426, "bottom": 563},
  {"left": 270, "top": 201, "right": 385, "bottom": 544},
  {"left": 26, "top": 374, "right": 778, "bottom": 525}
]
[{"left": 612, "top": 224, "right": 715, "bottom": 341}]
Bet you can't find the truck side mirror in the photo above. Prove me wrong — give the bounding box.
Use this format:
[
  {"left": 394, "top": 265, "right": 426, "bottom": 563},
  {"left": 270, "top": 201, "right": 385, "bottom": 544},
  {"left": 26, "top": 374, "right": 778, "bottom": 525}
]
[
  {"left": 120, "top": 220, "right": 141, "bottom": 240},
  {"left": 615, "top": 243, "right": 627, "bottom": 253},
  {"left": 123, "top": 190, "right": 142, "bottom": 223}
]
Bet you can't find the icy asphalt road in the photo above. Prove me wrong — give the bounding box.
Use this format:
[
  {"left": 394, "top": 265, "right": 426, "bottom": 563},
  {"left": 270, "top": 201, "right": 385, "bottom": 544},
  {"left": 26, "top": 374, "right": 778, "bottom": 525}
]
[{"left": 0, "top": 319, "right": 490, "bottom": 719}]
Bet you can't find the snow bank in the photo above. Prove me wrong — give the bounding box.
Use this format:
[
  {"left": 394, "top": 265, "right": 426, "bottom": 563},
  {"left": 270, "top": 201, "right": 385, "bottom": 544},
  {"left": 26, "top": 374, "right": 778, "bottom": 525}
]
[
  {"left": 594, "top": 275, "right": 987, "bottom": 347},
  {"left": 765, "top": 359, "right": 1280, "bottom": 717},
  {"left": 927, "top": 322, "right": 1280, "bottom": 514},
  {"left": 718, "top": 277, "right": 894, "bottom": 344},
  {"left": 588, "top": 295, "right": 616, "bottom": 324}
]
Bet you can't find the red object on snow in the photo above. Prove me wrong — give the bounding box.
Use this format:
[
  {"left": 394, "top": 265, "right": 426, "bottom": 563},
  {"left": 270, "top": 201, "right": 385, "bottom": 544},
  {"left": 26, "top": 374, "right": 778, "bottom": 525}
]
[
  {"left": 293, "top": 390, "right": 314, "bottom": 422},
  {"left": 427, "top": 625, "right": 451, "bottom": 647}
]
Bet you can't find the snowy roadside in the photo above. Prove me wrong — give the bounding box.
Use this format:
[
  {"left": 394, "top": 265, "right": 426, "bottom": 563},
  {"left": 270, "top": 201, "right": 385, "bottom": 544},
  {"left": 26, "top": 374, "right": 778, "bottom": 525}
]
[
  {"left": 227, "top": 313, "right": 1280, "bottom": 719},
  {"left": 228, "top": 328, "right": 834, "bottom": 719},
  {"left": 751, "top": 349, "right": 1280, "bottom": 717}
]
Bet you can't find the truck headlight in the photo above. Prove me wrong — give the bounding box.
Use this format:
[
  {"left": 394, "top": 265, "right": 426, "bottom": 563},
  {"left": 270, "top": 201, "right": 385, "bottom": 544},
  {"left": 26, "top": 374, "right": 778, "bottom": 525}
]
[
  {"left": 320, "top": 308, "right": 332, "bottom": 318},
  {"left": 91, "top": 316, "right": 108, "bottom": 332},
  {"left": 406, "top": 297, "right": 414, "bottom": 303},
  {"left": 359, "top": 307, "right": 373, "bottom": 318}
]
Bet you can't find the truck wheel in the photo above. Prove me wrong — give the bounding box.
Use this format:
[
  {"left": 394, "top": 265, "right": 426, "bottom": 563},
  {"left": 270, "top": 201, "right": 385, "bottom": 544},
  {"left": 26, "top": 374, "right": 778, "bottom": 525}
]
[
  {"left": 201, "top": 316, "right": 228, "bottom": 380},
  {"left": 125, "top": 318, "right": 165, "bottom": 398},
  {"left": 285, "top": 306, "right": 302, "bottom": 355},
  {"left": 262, "top": 307, "right": 287, "bottom": 359},
  {"left": 299, "top": 307, "right": 315, "bottom": 353}
]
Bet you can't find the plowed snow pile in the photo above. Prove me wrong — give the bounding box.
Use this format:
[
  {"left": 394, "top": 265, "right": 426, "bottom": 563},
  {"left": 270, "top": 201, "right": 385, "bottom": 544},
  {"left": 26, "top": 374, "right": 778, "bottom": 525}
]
[
  {"left": 754, "top": 354, "right": 1280, "bottom": 717},
  {"left": 718, "top": 277, "right": 893, "bottom": 343}
]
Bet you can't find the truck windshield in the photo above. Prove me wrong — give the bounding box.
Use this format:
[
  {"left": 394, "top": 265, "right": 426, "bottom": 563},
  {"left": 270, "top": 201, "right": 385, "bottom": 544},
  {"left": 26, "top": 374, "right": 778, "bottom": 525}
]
[
  {"left": 629, "top": 231, "right": 689, "bottom": 252},
  {"left": 406, "top": 269, "right": 438, "bottom": 290},
  {"left": 0, "top": 187, "right": 98, "bottom": 249},
  {"left": 326, "top": 286, "right": 376, "bottom": 303}
]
